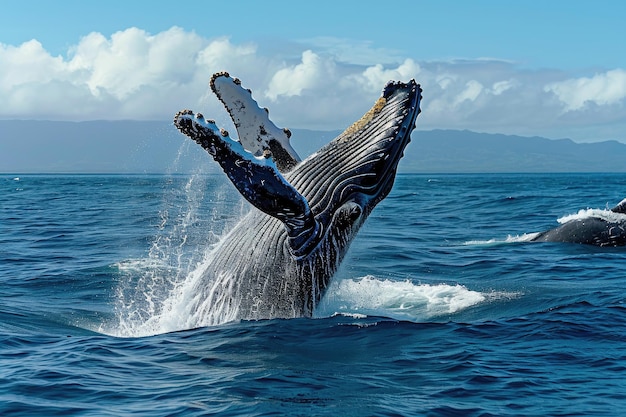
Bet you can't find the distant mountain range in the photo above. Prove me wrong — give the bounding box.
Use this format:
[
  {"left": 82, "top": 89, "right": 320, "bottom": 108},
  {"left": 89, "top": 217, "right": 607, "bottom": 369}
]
[
  {"left": 405, "top": 129, "right": 626, "bottom": 173},
  {"left": 1, "top": 120, "right": 625, "bottom": 173}
]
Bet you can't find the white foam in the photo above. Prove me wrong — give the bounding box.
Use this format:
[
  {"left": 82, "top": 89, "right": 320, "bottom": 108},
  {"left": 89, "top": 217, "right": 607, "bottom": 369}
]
[
  {"left": 315, "top": 275, "right": 487, "bottom": 321},
  {"left": 557, "top": 208, "right": 626, "bottom": 224},
  {"left": 464, "top": 233, "right": 539, "bottom": 246}
]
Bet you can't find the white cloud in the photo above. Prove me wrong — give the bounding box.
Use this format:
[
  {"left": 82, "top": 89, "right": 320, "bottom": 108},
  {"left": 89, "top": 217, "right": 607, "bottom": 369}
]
[
  {"left": 490, "top": 79, "right": 517, "bottom": 95},
  {"left": 544, "top": 69, "right": 626, "bottom": 111},
  {"left": 0, "top": 40, "right": 68, "bottom": 88},
  {"left": 453, "top": 80, "right": 483, "bottom": 107},
  {"left": 436, "top": 74, "right": 457, "bottom": 90},
  {"left": 353, "top": 59, "right": 422, "bottom": 93},
  {"left": 196, "top": 37, "right": 258, "bottom": 76},
  {"left": 0, "top": 27, "right": 264, "bottom": 120},
  {"left": 265, "top": 50, "right": 332, "bottom": 100},
  {"left": 0, "top": 27, "right": 625, "bottom": 142}
]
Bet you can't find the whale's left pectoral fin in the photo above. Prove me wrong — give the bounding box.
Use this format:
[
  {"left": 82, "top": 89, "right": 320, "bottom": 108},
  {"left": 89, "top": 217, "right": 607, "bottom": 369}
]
[
  {"left": 174, "top": 110, "right": 317, "bottom": 247},
  {"left": 210, "top": 72, "right": 301, "bottom": 173}
]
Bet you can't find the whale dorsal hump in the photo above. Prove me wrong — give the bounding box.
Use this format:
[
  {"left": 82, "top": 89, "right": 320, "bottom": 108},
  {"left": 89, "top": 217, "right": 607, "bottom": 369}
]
[
  {"left": 611, "top": 198, "right": 626, "bottom": 214},
  {"left": 210, "top": 72, "right": 301, "bottom": 172}
]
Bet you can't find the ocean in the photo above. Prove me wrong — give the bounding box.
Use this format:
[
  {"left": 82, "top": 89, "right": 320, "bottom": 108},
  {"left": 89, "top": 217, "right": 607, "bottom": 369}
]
[{"left": 1, "top": 172, "right": 625, "bottom": 416}]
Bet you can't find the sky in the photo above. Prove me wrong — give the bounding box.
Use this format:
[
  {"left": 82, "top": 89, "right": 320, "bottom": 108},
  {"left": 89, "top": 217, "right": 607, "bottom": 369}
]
[{"left": 1, "top": 0, "right": 625, "bottom": 142}]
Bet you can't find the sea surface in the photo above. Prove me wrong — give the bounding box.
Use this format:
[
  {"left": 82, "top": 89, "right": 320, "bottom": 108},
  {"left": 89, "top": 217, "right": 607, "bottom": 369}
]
[{"left": 1, "top": 172, "right": 625, "bottom": 416}]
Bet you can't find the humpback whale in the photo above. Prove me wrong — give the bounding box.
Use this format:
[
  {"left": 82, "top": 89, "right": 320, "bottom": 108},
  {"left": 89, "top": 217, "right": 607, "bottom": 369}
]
[
  {"left": 530, "top": 198, "right": 626, "bottom": 247},
  {"left": 173, "top": 72, "right": 422, "bottom": 322}
]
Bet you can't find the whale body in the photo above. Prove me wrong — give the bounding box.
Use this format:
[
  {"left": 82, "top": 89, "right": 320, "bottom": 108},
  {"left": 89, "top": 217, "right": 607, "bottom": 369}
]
[
  {"left": 173, "top": 72, "right": 422, "bottom": 323},
  {"left": 531, "top": 198, "right": 626, "bottom": 247}
]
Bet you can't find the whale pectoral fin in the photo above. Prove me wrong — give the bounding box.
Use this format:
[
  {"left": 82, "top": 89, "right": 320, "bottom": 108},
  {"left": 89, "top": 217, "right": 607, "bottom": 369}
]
[
  {"left": 174, "top": 110, "right": 316, "bottom": 240},
  {"left": 210, "top": 72, "right": 301, "bottom": 172}
]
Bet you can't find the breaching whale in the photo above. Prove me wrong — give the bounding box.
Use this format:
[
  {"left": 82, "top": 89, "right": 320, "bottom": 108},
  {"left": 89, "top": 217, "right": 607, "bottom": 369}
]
[
  {"left": 530, "top": 198, "right": 626, "bottom": 247},
  {"left": 173, "top": 72, "right": 422, "bottom": 322}
]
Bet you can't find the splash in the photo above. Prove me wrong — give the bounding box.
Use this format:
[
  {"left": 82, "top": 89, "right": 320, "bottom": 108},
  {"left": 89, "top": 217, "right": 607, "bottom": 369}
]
[
  {"left": 110, "top": 250, "right": 241, "bottom": 336},
  {"left": 100, "top": 141, "right": 248, "bottom": 337},
  {"left": 106, "top": 183, "right": 249, "bottom": 337},
  {"left": 315, "top": 276, "right": 488, "bottom": 321}
]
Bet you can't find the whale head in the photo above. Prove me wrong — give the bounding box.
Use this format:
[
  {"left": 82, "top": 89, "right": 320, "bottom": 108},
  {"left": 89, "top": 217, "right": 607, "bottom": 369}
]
[{"left": 288, "top": 80, "right": 421, "bottom": 254}]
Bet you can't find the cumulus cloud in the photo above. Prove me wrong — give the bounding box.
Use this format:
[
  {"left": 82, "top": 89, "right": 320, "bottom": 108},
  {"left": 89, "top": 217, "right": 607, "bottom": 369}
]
[
  {"left": 0, "top": 27, "right": 625, "bottom": 141},
  {"left": 265, "top": 50, "right": 333, "bottom": 100},
  {"left": 544, "top": 69, "right": 626, "bottom": 111}
]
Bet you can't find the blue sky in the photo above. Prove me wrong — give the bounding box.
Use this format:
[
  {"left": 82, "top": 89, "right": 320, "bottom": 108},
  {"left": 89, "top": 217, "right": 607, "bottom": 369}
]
[{"left": 1, "top": 0, "right": 625, "bottom": 142}]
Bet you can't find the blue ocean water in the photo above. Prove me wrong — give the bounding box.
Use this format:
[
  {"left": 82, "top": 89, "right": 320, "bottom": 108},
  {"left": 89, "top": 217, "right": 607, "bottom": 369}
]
[{"left": 1, "top": 172, "right": 625, "bottom": 416}]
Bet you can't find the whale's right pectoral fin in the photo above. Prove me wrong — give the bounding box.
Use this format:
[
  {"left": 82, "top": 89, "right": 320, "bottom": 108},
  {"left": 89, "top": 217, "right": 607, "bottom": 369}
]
[{"left": 174, "top": 110, "right": 318, "bottom": 256}]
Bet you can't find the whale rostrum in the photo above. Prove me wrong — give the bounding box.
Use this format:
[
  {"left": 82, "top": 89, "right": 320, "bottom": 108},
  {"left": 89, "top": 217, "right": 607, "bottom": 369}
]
[{"left": 174, "top": 72, "right": 422, "bottom": 323}]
